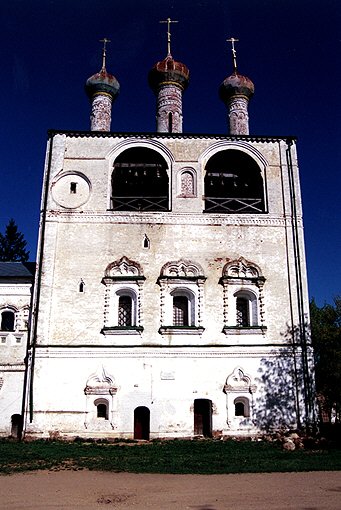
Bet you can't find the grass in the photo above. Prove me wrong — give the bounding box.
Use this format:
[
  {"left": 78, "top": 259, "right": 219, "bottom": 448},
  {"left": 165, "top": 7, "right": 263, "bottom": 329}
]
[{"left": 0, "top": 438, "right": 340, "bottom": 475}]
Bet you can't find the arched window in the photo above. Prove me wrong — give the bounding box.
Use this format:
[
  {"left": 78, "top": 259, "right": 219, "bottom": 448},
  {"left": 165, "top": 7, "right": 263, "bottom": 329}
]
[
  {"left": 234, "top": 397, "right": 250, "bottom": 418},
  {"left": 118, "top": 295, "right": 132, "bottom": 326},
  {"left": 173, "top": 295, "right": 189, "bottom": 326},
  {"left": 220, "top": 258, "right": 266, "bottom": 333},
  {"left": 204, "top": 149, "right": 265, "bottom": 213},
  {"left": 102, "top": 257, "right": 145, "bottom": 334},
  {"left": 97, "top": 403, "right": 108, "bottom": 419},
  {"left": 1, "top": 311, "right": 15, "bottom": 332},
  {"left": 234, "top": 291, "right": 257, "bottom": 327},
  {"left": 111, "top": 147, "right": 169, "bottom": 211},
  {"left": 94, "top": 398, "right": 109, "bottom": 420},
  {"left": 158, "top": 260, "right": 205, "bottom": 335},
  {"left": 180, "top": 171, "right": 194, "bottom": 196}
]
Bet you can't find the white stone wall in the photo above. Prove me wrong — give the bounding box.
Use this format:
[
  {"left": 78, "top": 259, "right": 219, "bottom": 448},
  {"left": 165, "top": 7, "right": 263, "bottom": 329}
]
[{"left": 26, "top": 133, "right": 310, "bottom": 438}]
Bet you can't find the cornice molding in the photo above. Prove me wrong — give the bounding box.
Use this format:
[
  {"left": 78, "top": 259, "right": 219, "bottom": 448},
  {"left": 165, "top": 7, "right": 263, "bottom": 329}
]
[
  {"left": 45, "top": 211, "right": 299, "bottom": 227},
  {"left": 33, "top": 345, "right": 300, "bottom": 359}
]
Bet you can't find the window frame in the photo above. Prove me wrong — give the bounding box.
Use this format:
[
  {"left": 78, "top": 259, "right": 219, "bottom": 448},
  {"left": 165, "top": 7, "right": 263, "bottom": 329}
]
[
  {"left": 101, "top": 256, "right": 145, "bottom": 335},
  {"left": 158, "top": 259, "right": 205, "bottom": 335},
  {"left": 94, "top": 398, "right": 109, "bottom": 420},
  {"left": 219, "top": 257, "right": 266, "bottom": 335},
  {"left": 0, "top": 309, "right": 16, "bottom": 332},
  {"left": 234, "top": 396, "right": 250, "bottom": 418}
]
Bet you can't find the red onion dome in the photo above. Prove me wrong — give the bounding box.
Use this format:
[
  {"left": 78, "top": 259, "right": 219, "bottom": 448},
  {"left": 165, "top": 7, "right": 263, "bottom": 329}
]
[{"left": 148, "top": 55, "right": 189, "bottom": 92}]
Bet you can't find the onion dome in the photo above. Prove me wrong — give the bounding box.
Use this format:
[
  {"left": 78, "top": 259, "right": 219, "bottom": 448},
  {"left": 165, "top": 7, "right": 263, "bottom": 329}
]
[
  {"left": 219, "top": 72, "right": 254, "bottom": 103},
  {"left": 148, "top": 55, "right": 189, "bottom": 92},
  {"left": 85, "top": 67, "right": 120, "bottom": 100}
]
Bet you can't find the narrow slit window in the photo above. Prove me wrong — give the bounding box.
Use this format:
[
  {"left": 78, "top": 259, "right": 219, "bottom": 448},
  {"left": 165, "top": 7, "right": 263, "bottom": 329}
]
[
  {"left": 168, "top": 112, "right": 173, "bottom": 133},
  {"left": 70, "top": 182, "right": 77, "bottom": 194},
  {"left": 79, "top": 280, "right": 85, "bottom": 293},
  {"left": 143, "top": 235, "right": 150, "bottom": 249}
]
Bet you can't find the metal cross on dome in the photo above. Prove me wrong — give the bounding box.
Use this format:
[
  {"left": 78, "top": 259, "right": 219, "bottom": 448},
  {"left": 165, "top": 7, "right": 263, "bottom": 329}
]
[
  {"left": 227, "top": 37, "right": 239, "bottom": 73},
  {"left": 100, "top": 37, "right": 111, "bottom": 70},
  {"left": 160, "top": 17, "right": 178, "bottom": 56}
]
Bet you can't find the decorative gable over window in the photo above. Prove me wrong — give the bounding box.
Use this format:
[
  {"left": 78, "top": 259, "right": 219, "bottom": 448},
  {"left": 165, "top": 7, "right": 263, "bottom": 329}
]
[
  {"left": 224, "top": 257, "right": 262, "bottom": 279},
  {"left": 84, "top": 366, "right": 117, "bottom": 396},
  {"left": 223, "top": 367, "right": 257, "bottom": 394},
  {"left": 104, "top": 256, "right": 143, "bottom": 278}
]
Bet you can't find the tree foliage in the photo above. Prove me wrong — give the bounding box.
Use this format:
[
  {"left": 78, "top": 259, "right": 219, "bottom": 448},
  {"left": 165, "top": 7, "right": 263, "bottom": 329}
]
[
  {"left": 310, "top": 297, "right": 341, "bottom": 423},
  {"left": 0, "top": 219, "right": 30, "bottom": 262}
]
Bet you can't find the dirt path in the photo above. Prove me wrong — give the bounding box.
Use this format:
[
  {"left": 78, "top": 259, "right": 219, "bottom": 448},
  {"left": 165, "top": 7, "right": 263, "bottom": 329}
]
[{"left": 0, "top": 470, "right": 340, "bottom": 509}]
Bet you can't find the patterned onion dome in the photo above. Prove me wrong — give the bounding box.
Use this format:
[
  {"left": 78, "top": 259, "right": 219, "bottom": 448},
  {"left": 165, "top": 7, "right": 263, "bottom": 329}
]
[
  {"left": 85, "top": 68, "right": 120, "bottom": 99},
  {"left": 219, "top": 72, "right": 254, "bottom": 102},
  {"left": 148, "top": 55, "right": 189, "bottom": 92}
]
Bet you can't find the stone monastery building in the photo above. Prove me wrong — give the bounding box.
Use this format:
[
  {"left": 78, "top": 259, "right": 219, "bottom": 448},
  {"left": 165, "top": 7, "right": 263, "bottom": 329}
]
[{"left": 1, "top": 30, "right": 314, "bottom": 439}]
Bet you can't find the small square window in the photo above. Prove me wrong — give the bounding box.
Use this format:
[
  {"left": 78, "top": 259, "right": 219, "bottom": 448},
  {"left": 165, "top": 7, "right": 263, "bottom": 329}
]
[
  {"left": 1, "top": 336, "right": 6, "bottom": 344},
  {"left": 15, "top": 337, "right": 22, "bottom": 344}
]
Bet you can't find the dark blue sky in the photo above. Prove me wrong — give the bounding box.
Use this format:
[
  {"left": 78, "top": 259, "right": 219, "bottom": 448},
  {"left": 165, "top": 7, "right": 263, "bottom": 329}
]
[{"left": 0, "top": 0, "right": 340, "bottom": 305}]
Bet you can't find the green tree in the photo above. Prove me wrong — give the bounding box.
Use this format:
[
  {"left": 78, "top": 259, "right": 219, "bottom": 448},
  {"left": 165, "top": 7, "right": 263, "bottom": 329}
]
[
  {"left": 310, "top": 297, "right": 341, "bottom": 423},
  {"left": 0, "top": 218, "right": 30, "bottom": 262}
]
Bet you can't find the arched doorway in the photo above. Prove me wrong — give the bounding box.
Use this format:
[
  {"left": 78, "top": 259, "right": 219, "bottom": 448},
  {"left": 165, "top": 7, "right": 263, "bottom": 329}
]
[
  {"left": 194, "top": 399, "right": 212, "bottom": 437},
  {"left": 134, "top": 406, "right": 150, "bottom": 440},
  {"left": 11, "top": 414, "right": 22, "bottom": 439}
]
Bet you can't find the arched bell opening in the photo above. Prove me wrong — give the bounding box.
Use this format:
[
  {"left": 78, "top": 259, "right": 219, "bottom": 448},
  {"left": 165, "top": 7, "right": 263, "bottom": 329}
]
[
  {"left": 204, "top": 149, "right": 266, "bottom": 213},
  {"left": 111, "top": 147, "right": 169, "bottom": 211}
]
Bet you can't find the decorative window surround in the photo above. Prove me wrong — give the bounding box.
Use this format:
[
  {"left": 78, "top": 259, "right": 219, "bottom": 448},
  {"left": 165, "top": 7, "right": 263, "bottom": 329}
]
[
  {"left": 219, "top": 257, "right": 265, "bottom": 333},
  {"left": 158, "top": 259, "right": 206, "bottom": 335},
  {"left": 101, "top": 256, "right": 145, "bottom": 335},
  {"left": 84, "top": 366, "right": 117, "bottom": 430},
  {"left": 223, "top": 367, "right": 257, "bottom": 427}
]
